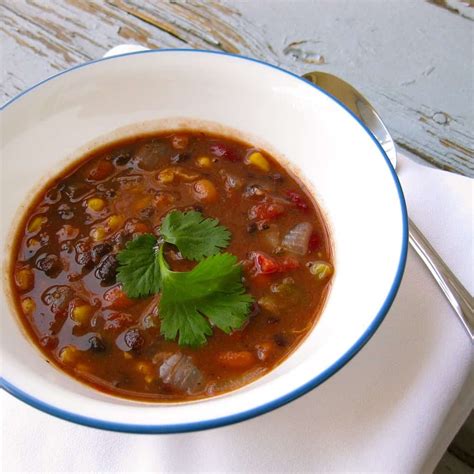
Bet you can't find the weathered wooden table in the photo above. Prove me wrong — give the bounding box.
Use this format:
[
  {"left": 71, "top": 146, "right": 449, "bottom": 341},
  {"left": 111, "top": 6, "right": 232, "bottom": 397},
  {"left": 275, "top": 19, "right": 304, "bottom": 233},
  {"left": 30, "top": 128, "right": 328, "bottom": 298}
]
[
  {"left": 1, "top": 1, "right": 473, "bottom": 471},
  {"left": 1, "top": 0, "right": 473, "bottom": 177}
]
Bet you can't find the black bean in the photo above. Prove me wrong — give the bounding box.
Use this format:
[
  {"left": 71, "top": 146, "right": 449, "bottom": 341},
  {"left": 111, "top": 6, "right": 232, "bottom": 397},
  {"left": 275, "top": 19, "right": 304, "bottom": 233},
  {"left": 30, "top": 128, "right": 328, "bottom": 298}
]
[
  {"left": 247, "top": 222, "right": 258, "bottom": 233},
  {"left": 61, "top": 241, "right": 73, "bottom": 253},
  {"left": 124, "top": 328, "right": 145, "bottom": 352},
  {"left": 112, "top": 373, "right": 131, "bottom": 388},
  {"left": 257, "top": 221, "right": 270, "bottom": 231},
  {"left": 170, "top": 152, "right": 191, "bottom": 164},
  {"left": 36, "top": 254, "right": 63, "bottom": 278},
  {"left": 249, "top": 302, "right": 260, "bottom": 318},
  {"left": 114, "top": 152, "right": 131, "bottom": 167},
  {"left": 244, "top": 184, "right": 265, "bottom": 198},
  {"left": 41, "top": 285, "right": 73, "bottom": 313},
  {"left": 139, "top": 207, "right": 155, "bottom": 219},
  {"left": 64, "top": 182, "right": 92, "bottom": 203},
  {"left": 273, "top": 333, "right": 288, "bottom": 347},
  {"left": 75, "top": 241, "right": 93, "bottom": 268},
  {"left": 95, "top": 254, "right": 118, "bottom": 285},
  {"left": 91, "top": 243, "right": 112, "bottom": 263},
  {"left": 113, "top": 230, "right": 132, "bottom": 249},
  {"left": 44, "top": 186, "right": 63, "bottom": 204},
  {"left": 88, "top": 335, "right": 106, "bottom": 353},
  {"left": 58, "top": 203, "right": 74, "bottom": 220}
]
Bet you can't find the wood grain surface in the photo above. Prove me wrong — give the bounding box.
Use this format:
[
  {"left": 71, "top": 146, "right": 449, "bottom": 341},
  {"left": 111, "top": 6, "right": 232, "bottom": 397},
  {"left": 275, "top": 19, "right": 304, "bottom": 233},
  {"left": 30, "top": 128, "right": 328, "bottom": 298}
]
[{"left": 1, "top": 0, "right": 473, "bottom": 176}]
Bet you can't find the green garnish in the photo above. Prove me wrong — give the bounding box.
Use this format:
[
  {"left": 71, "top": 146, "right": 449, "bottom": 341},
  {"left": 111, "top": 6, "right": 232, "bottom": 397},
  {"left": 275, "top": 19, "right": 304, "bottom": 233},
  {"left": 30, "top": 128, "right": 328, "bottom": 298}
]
[
  {"left": 160, "top": 210, "right": 231, "bottom": 261},
  {"left": 116, "top": 234, "right": 161, "bottom": 298},
  {"left": 158, "top": 248, "right": 252, "bottom": 347},
  {"left": 116, "top": 210, "right": 253, "bottom": 346}
]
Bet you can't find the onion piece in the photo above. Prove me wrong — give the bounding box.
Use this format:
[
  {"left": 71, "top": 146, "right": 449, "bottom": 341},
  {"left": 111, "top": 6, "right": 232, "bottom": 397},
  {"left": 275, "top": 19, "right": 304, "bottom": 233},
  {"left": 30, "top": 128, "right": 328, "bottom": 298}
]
[
  {"left": 206, "top": 367, "right": 266, "bottom": 395},
  {"left": 158, "top": 353, "right": 204, "bottom": 393},
  {"left": 262, "top": 224, "right": 281, "bottom": 251},
  {"left": 281, "top": 222, "right": 313, "bottom": 255}
]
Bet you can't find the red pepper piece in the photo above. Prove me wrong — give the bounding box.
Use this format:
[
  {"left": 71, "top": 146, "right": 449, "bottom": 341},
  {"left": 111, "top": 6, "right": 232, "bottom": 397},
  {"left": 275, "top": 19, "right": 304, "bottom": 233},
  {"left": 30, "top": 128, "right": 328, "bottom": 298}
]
[
  {"left": 210, "top": 143, "right": 240, "bottom": 162},
  {"left": 286, "top": 190, "right": 309, "bottom": 211},
  {"left": 248, "top": 202, "right": 285, "bottom": 221}
]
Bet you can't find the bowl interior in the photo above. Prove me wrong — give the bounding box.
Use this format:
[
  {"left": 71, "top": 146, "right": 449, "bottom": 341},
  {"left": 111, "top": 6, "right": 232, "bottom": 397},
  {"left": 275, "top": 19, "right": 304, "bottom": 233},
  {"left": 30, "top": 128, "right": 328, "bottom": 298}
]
[{"left": 0, "top": 50, "right": 406, "bottom": 431}]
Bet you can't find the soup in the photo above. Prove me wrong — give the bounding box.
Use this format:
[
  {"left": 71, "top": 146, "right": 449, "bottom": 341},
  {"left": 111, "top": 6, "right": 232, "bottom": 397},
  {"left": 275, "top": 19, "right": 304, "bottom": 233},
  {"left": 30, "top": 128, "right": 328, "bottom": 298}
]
[{"left": 9, "top": 131, "right": 333, "bottom": 402}]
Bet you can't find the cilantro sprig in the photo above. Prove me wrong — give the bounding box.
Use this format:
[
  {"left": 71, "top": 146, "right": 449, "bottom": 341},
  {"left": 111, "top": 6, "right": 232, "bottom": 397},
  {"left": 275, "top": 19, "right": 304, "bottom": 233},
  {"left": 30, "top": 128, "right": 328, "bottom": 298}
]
[
  {"left": 116, "top": 210, "right": 253, "bottom": 346},
  {"left": 116, "top": 234, "right": 162, "bottom": 298},
  {"left": 161, "top": 210, "right": 231, "bottom": 261},
  {"left": 159, "top": 247, "right": 252, "bottom": 346}
]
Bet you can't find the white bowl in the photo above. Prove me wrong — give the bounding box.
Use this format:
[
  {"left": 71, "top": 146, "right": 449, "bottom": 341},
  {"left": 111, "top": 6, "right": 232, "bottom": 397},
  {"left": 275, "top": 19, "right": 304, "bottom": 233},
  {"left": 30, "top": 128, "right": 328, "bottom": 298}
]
[{"left": 0, "top": 50, "right": 408, "bottom": 433}]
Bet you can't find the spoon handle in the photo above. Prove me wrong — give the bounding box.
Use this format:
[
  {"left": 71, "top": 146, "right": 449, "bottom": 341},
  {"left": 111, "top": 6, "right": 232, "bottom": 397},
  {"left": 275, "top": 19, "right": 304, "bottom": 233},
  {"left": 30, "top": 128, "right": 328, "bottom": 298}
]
[{"left": 408, "top": 218, "right": 474, "bottom": 340}]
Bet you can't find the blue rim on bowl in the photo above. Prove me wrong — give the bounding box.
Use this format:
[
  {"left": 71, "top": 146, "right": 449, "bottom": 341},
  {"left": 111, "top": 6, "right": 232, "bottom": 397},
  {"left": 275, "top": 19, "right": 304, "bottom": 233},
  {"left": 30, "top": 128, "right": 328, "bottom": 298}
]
[{"left": 0, "top": 49, "right": 409, "bottom": 433}]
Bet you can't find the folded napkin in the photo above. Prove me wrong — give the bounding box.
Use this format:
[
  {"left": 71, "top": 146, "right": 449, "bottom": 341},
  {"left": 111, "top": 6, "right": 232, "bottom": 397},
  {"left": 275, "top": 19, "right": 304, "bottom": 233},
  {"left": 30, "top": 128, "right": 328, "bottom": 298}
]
[{"left": 2, "top": 47, "right": 473, "bottom": 472}]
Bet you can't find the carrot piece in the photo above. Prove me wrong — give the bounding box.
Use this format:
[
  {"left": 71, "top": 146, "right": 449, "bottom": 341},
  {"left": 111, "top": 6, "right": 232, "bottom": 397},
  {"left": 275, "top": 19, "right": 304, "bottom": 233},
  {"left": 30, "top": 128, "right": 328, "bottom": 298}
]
[
  {"left": 104, "top": 286, "right": 135, "bottom": 310},
  {"left": 216, "top": 351, "right": 256, "bottom": 370},
  {"left": 88, "top": 160, "right": 114, "bottom": 181}
]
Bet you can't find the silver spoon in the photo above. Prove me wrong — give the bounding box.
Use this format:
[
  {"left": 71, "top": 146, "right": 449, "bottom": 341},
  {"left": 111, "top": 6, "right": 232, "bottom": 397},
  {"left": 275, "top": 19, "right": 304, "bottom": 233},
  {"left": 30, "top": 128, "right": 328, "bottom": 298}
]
[{"left": 303, "top": 71, "right": 474, "bottom": 340}]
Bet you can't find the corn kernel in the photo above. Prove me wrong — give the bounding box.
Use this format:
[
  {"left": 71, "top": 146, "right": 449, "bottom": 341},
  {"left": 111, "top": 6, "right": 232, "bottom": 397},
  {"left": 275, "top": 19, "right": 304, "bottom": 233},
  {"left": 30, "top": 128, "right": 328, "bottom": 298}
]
[
  {"left": 309, "top": 261, "right": 333, "bottom": 280},
  {"left": 75, "top": 363, "right": 90, "bottom": 373},
  {"left": 247, "top": 152, "right": 270, "bottom": 172},
  {"left": 193, "top": 179, "right": 218, "bottom": 203},
  {"left": 28, "top": 216, "right": 47, "bottom": 233},
  {"left": 144, "top": 375, "right": 155, "bottom": 384},
  {"left": 175, "top": 168, "right": 199, "bottom": 182},
  {"left": 133, "top": 195, "right": 152, "bottom": 211},
  {"left": 90, "top": 226, "right": 106, "bottom": 241},
  {"left": 136, "top": 361, "right": 154, "bottom": 375},
  {"left": 27, "top": 238, "right": 40, "bottom": 248},
  {"left": 59, "top": 345, "right": 78, "bottom": 364},
  {"left": 123, "top": 351, "right": 133, "bottom": 359},
  {"left": 21, "top": 297, "right": 36, "bottom": 315},
  {"left": 87, "top": 197, "right": 106, "bottom": 212},
  {"left": 15, "top": 267, "right": 34, "bottom": 292},
  {"left": 258, "top": 296, "right": 279, "bottom": 313},
  {"left": 107, "top": 214, "right": 124, "bottom": 231},
  {"left": 157, "top": 168, "right": 175, "bottom": 184},
  {"left": 71, "top": 304, "right": 94, "bottom": 324},
  {"left": 196, "top": 156, "right": 212, "bottom": 168}
]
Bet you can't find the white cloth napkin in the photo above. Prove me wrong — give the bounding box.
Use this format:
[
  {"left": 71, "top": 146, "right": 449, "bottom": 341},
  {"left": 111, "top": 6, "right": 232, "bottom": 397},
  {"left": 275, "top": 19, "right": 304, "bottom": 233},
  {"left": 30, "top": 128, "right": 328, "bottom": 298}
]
[{"left": 2, "top": 47, "right": 473, "bottom": 472}]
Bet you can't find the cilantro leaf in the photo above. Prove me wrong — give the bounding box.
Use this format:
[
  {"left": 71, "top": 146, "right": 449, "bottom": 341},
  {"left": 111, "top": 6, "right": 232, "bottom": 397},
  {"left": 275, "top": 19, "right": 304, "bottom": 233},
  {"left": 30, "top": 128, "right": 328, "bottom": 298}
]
[
  {"left": 160, "top": 210, "right": 231, "bottom": 261},
  {"left": 158, "top": 249, "right": 253, "bottom": 346},
  {"left": 116, "top": 234, "right": 161, "bottom": 298}
]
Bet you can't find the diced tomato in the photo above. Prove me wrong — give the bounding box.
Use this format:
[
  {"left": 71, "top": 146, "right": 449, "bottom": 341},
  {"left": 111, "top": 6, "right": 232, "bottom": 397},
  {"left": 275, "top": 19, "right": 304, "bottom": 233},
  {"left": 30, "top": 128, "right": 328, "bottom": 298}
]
[
  {"left": 104, "top": 312, "right": 134, "bottom": 331},
  {"left": 216, "top": 351, "right": 256, "bottom": 370},
  {"left": 255, "top": 342, "right": 274, "bottom": 361},
  {"left": 251, "top": 252, "right": 280, "bottom": 274},
  {"left": 88, "top": 160, "right": 114, "bottom": 181},
  {"left": 125, "top": 220, "right": 150, "bottom": 235},
  {"left": 249, "top": 251, "right": 300, "bottom": 275},
  {"left": 248, "top": 202, "right": 285, "bottom": 221},
  {"left": 171, "top": 134, "right": 189, "bottom": 150},
  {"left": 227, "top": 330, "right": 243, "bottom": 341},
  {"left": 251, "top": 273, "right": 273, "bottom": 288},
  {"left": 209, "top": 143, "right": 240, "bottom": 162},
  {"left": 308, "top": 232, "right": 321, "bottom": 252},
  {"left": 286, "top": 190, "right": 309, "bottom": 211},
  {"left": 280, "top": 256, "right": 300, "bottom": 271},
  {"left": 104, "top": 286, "right": 135, "bottom": 310}
]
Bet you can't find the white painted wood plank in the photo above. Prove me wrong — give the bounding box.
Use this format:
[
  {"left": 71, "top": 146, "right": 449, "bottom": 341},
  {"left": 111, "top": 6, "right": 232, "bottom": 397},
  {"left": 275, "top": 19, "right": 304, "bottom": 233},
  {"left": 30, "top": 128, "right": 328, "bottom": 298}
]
[{"left": 1, "top": 0, "right": 472, "bottom": 177}]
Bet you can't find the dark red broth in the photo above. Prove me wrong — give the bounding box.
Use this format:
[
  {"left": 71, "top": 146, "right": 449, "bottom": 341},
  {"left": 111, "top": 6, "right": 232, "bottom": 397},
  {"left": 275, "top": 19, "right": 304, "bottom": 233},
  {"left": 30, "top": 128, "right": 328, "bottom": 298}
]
[{"left": 10, "top": 131, "right": 333, "bottom": 402}]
